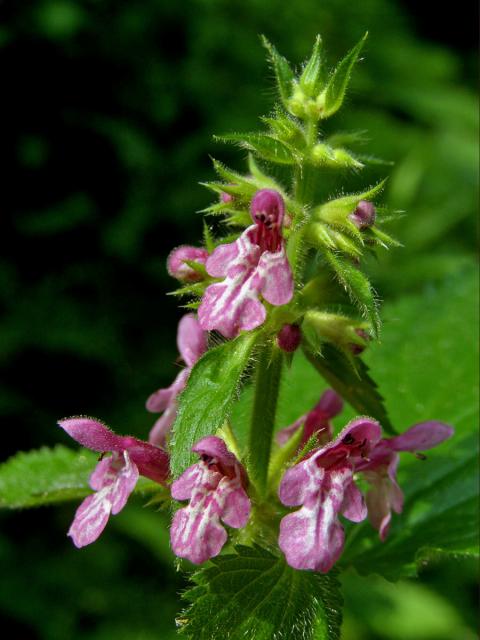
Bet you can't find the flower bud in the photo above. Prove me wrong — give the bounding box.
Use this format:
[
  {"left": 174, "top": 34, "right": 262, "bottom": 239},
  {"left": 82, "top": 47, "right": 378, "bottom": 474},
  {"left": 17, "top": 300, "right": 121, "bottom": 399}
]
[
  {"left": 349, "top": 200, "right": 376, "bottom": 229},
  {"left": 167, "top": 245, "right": 209, "bottom": 282},
  {"left": 277, "top": 324, "right": 301, "bottom": 353},
  {"left": 220, "top": 191, "right": 234, "bottom": 204},
  {"left": 250, "top": 189, "right": 285, "bottom": 227},
  {"left": 348, "top": 328, "right": 370, "bottom": 355}
]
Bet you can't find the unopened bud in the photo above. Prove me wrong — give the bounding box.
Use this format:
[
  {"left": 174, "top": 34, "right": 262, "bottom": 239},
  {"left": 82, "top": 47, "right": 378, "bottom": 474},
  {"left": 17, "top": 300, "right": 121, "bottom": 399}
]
[
  {"left": 277, "top": 324, "right": 301, "bottom": 353},
  {"left": 348, "top": 328, "right": 370, "bottom": 355},
  {"left": 220, "top": 191, "right": 234, "bottom": 204},
  {"left": 167, "top": 245, "right": 209, "bottom": 282},
  {"left": 349, "top": 200, "right": 376, "bottom": 229}
]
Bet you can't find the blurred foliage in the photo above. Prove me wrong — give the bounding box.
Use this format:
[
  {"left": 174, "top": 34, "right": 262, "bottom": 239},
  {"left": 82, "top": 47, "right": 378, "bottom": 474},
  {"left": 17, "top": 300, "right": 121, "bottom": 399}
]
[{"left": 0, "top": 0, "right": 477, "bottom": 638}]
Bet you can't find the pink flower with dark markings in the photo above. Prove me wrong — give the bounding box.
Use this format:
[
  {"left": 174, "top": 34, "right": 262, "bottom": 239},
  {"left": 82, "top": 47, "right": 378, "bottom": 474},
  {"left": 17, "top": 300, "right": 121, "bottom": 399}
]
[
  {"left": 170, "top": 436, "right": 251, "bottom": 564},
  {"left": 167, "top": 245, "right": 209, "bottom": 282},
  {"left": 198, "top": 189, "right": 294, "bottom": 338},
  {"left": 356, "top": 421, "right": 454, "bottom": 540},
  {"left": 58, "top": 417, "right": 169, "bottom": 548},
  {"left": 146, "top": 314, "right": 207, "bottom": 446},
  {"left": 276, "top": 389, "right": 343, "bottom": 448},
  {"left": 278, "top": 418, "right": 381, "bottom": 572}
]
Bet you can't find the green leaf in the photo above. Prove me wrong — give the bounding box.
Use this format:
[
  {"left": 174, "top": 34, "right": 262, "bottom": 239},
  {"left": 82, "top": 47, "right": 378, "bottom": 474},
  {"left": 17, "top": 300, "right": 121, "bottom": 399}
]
[
  {"left": 299, "top": 35, "right": 323, "bottom": 97},
  {"left": 0, "top": 445, "right": 162, "bottom": 509},
  {"left": 324, "top": 251, "right": 380, "bottom": 336},
  {"left": 261, "top": 37, "right": 294, "bottom": 107},
  {"left": 179, "top": 545, "right": 343, "bottom": 640},
  {"left": 320, "top": 32, "right": 368, "bottom": 118},
  {"left": 170, "top": 332, "right": 257, "bottom": 477},
  {"left": 303, "top": 343, "right": 396, "bottom": 435},
  {"left": 217, "top": 133, "right": 297, "bottom": 165}
]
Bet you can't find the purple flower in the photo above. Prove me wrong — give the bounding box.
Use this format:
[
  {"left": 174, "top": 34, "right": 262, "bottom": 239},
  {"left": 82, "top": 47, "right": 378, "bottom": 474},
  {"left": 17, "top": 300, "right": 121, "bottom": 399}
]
[
  {"left": 146, "top": 314, "right": 208, "bottom": 446},
  {"left": 198, "top": 189, "right": 294, "bottom": 338},
  {"left": 167, "top": 245, "right": 209, "bottom": 282},
  {"left": 277, "top": 323, "right": 302, "bottom": 353},
  {"left": 357, "top": 421, "right": 454, "bottom": 540},
  {"left": 59, "top": 417, "right": 170, "bottom": 548},
  {"left": 276, "top": 389, "right": 343, "bottom": 448},
  {"left": 349, "top": 200, "right": 376, "bottom": 229},
  {"left": 278, "top": 418, "right": 381, "bottom": 572},
  {"left": 170, "top": 436, "right": 251, "bottom": 564}
]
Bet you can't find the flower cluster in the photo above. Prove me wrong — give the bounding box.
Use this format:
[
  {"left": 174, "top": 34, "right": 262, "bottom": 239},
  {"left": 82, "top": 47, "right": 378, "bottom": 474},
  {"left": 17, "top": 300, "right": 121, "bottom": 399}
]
[{"left": 58, "top": 183, "right": 454, "bottom": 574}]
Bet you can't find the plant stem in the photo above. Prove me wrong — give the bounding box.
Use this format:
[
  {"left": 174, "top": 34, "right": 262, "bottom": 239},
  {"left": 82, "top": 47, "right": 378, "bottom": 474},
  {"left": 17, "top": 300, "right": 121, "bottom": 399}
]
[{"left": 247, "top": 341, "right": 283, "bottom": 496}]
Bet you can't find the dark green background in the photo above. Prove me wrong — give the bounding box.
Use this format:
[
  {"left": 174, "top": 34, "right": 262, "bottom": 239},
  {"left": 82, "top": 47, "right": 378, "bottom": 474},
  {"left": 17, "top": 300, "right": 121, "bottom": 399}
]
[{"left": 0, "top": 1, "right": 477, "bottom": 638}]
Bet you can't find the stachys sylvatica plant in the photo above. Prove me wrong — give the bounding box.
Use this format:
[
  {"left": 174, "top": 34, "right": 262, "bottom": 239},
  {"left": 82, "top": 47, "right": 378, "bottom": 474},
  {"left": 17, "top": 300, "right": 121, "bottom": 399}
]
[{"left": 2, "top": 34, "right": 466, "bottom": 639}]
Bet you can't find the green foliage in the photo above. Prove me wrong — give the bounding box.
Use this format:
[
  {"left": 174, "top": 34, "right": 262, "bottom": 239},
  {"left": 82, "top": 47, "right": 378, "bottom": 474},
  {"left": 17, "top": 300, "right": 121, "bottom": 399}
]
[
  {"left": 324, "top": 251, "right": 380, "bottom": 335},
  {"left": 320, "top": 32, "right": 368, "bottom": 118},
  {"left": 299, "top": 35, "right": 324, "bottom": 97},
  {"left": 303, "top": 344, "right": 395, "bottom": 435},
  {"left": 218, "top": 133, "right": 297, "bottom": 165},
  {"left": 0, "top": 445, "right": 164, "bottom": 508},
  {"left": 170, "top": 332, "right": 257, "bottom": 477},
  {"left": 261, "top": 37, "right": 295, "bottom": 108},
  {"left": 179, "top": 545, "right": 343, "bottom": 640}
]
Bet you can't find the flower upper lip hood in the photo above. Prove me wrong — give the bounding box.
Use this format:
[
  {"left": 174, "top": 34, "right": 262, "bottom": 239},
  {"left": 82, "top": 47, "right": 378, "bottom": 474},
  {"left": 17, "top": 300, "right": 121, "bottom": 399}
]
[{"left": 58, "top": 416, "right": 169, "bottom": 484}]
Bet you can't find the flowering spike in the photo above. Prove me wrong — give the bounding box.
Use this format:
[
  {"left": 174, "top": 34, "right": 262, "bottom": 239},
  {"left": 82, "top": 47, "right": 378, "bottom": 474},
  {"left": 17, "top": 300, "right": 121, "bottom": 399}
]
[{"left": 170, "top": 436, "right": 251, "bottom": 564}]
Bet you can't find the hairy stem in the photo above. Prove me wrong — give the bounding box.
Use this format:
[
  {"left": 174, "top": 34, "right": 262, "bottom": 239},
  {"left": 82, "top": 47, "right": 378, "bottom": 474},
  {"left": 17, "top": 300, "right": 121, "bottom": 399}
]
[{"left": 247, "top": 341, "right": 283, "bottom": 496}]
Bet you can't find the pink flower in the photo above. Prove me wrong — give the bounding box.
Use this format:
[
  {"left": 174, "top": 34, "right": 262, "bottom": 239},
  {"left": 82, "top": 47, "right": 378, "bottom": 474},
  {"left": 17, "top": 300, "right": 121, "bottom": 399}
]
[
  {"left": 170, "top": 436, "right": 251, "bottom": 564},
  {"left": 58, "top": 417, "right": 170, "bottom": 548},
  {"left": 198, "top": 189, "right": 294, "bottom": 338},
  {"left": 146, "top": 314, "right": 208, "bottom": 446},
  {"left": 276, "top": 389, "right": 343, "bottom": 448},
  {"left": 356, "top": 421, "right": 454, "bottom": 540},
  {"left": 278, "top": 418, "right": 381, "bottom": 572},
  {"left": 167, "top": 245, "right": 209, "bottom": 282}
]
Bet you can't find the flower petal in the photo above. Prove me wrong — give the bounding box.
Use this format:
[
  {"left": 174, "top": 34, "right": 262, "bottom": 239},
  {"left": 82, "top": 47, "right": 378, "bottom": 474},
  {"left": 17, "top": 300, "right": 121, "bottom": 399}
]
[
  {"left": 146, "top": 368, "right": 189, "bottom": 413},
  {"left": 221, "top": 482, "right": 251, "bottom": 528},
  {"left": 171, "top": 464, "right": 204, "bottom": 501},
  {"left": 341, "top": 480, "right": 367, "bottom": 523},
  {"left": 120, "top": 437, "right": 169, "bottom": 484},
  {"left": 58, "top": 417, "right": 124, "bottom": 453},
  {"left": 390, "top": 421, "right": 454, "bottom": 452},
  {"left": 258, "top": 247, "right": 294, "bottom": 306},
  {"left": 279, "top": 464, "right": 352, "bottom": 572},
  {"left": 205, "top": 239, "right": 241, "bottom": 278},
  {"left": 170, "top": 488, "right": 227, "bottom": 564},
  {"left": 68, "top": 488, "right": 113, "bottom": 548},
  {"left": 316, "top": 389, "right": 343, "bottom": 419},
  {"left": 110, "top": 452, "right": 140, "bottom": 515},
  {"left": 177, "top": 314, "right": 208, "bottom": 368},
  {"left": 278, "top": 457, "right": 325, "bottom": 507}
]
